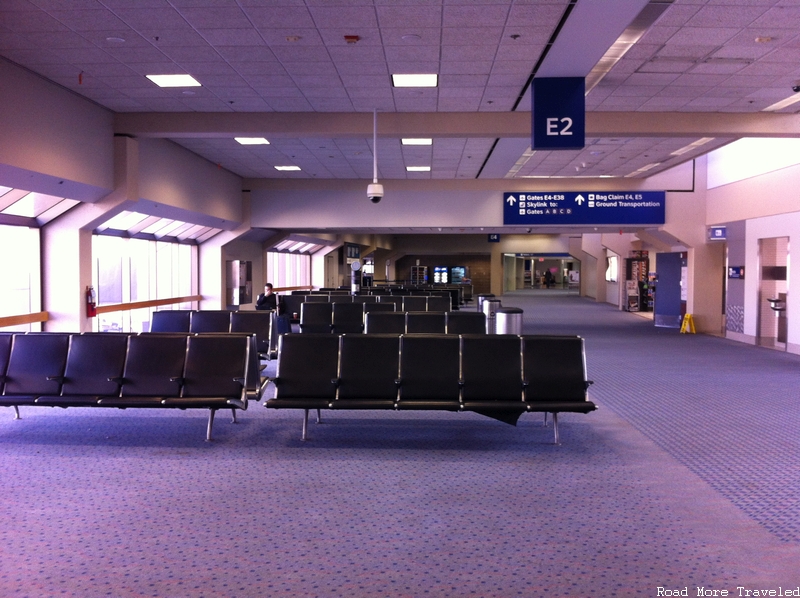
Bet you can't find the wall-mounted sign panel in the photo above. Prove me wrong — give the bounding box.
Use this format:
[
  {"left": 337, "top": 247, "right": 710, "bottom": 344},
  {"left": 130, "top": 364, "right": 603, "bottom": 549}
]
[
  {"left": 532, "top": 77, "right": 585, "bottom": 150},
  {"left": 503, "top": 191, "right": 665, "bottom": 225},
  {"left": 728, "top": 266, "right": 745, "bottom": 279},
  {"left": 708, "top": 226, "right": 727, "bottom": 241},
  {"left": 488, "top": 234, "right": 500, "bottom": 243}
]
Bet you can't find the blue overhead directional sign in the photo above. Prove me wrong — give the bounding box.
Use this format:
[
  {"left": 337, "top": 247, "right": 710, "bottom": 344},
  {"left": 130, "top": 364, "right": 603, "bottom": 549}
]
[{"left": 503, "top": 191, "right": 665, "bottom": 226}]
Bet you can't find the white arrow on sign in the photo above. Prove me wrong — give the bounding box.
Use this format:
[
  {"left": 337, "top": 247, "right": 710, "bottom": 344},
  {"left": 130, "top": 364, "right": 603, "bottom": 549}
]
[
  {"left": 506, "top": 195, "right": 518, "bottom": 205},
  {"left": 575, "top": 194, "right": 585, "bottom": 205}
]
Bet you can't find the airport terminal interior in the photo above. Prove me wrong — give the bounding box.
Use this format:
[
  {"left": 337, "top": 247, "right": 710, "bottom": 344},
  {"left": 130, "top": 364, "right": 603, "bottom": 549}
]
[{"left": 2, "top": 0, "right": 800, "bottom": 595}]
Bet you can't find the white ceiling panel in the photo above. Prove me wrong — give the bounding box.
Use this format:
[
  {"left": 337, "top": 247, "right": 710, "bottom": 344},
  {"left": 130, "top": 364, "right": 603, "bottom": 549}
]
[{"left": 1, "top": 0, "right": 798, "bottom": 182}]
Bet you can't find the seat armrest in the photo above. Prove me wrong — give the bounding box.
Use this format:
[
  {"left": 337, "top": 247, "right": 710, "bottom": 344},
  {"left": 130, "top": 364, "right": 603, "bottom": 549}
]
[
  {"left": 170, "top": 376, "right": 184, "bottom": 384},
  {"left": 232, "top": 376, "right": 246, "bottom": 386},
  {"left": 108, "top": 376, "right": 124, "bottom": 383},
  {"left": 394, "top": 377, "right": 402, "bottom": 387},
  {"left": 330, "top": 377, "right": 340, "bottom": 386},
  {"left": 585, "top": 380, "right": 594, "bottom": 388},
  {"left": 46, "top": 375, "right": 64, "bottom": 382}
]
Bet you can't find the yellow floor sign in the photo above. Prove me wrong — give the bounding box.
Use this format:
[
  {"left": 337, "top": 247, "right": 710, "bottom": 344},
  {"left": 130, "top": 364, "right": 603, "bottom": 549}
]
[{"left": 680, "top": 314, "right": 696, "bottom": 334}]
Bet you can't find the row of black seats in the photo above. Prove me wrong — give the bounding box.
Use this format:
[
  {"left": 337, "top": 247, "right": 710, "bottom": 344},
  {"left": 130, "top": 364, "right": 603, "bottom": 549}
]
[
  {"left": 266, "top": 333, "right": 597, "bottom": 444},
  {"left": 0, "top": 331, "right": 264, "bottom": 441},
  {"left": 150, "top": 309, "right": 272, "bottom": 355},
  {"left": 283, "top": 294, "right": 454, "bottom": 323},
  {"left": 300, "top": 303, "right": 486, "bottom": 334}
]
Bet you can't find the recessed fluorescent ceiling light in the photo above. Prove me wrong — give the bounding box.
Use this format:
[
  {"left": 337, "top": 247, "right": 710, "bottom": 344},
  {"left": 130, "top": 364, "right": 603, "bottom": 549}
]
[
  {"left": 275, "top": 165, "right": 301, "bottom": 171},
  {"left": 392, "top": 74, "right": 438, "bottom": 87},
  {"left": 402, "top": 138, "right": 433, "bottom": 145},
  {"left": 406, "top": 166, "right": 431, "bottom": 172},
  {"left": 235, "top": 137, "right": 270, "bottom": 145},
  {"left": 146, "top": 74, "right": 201, "bottom": 87}
]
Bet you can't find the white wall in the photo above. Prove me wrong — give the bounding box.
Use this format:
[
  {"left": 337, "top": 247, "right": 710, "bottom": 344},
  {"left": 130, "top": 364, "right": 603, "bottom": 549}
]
[{"left": 0, "top": 58, "right": 113, "bottom": 200}]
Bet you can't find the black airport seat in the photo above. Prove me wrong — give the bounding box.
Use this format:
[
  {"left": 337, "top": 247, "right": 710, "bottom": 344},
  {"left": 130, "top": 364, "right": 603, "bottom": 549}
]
[
  {"left": 0, "top": 333, "right": 70, "bottom": 408},
  {"left": 445, "top": 311, "right": 486, "bottom": 335},
  {"left": 363, "top": 302, "right": 395, "bottom": 315},
  {"left": 329, "top": 294, "right": 353, "bottom": 303},
  {"left": 99, "top": 334, "right": 187, "bottom": 408},
  {"left": 378, "top": 295, "right": 403, "bottom": 310},
  {"left": 230, "top": 310, "right": 272, "bottom": 356},
  {"left": 365, "top": 311, "right": 406, "bottom": 334},
  {"left": 522, "top": 335, "right": 597, "bottom": 444},
  {"left": 332, "top": 334, "right": 400, "bottom": 409},
  {"left": 402, "top": 296, "right": 427, "bottom": 312},
  {"left": 300, "top": 302, "right": 333, "bottom": 333},
  {"left": 36, "top": 333, "right": 129, "bottom": 407},
  {"left": 281, "top": 294, "right": 304, "bottom": 321},
  {"left": 190, "top": 310, "right": 231, "bottom": 333},
  {"left": 331, "top": 302, "right": 364, "bottom": 334},
  {"left": 405, "top": 311, "right": 446, "bottom": 334},
  {"left": 352, "top": 295, "right": 378, "bottom": 304},
  {"left": 426, "top": 296, "right": 452, "bottom": 312},
  {"left": 150, "top": 310, "right": 192, "bottom": 332},
  {"left": 460, "top": 335, "right": 525, "bottom": 424},
  {"left": 161, "top": 334, "right": 249, "bottom": 410},
  {"left": 268, "top": 333, "right": 339, "bottom": 410},
  {"left": 0, "top": 331, "right": 12, "bottom": 382},
  {"left": 396, "top": 334, "right": 461, "bottom": 410},
  {"left": 304, "top": 294, "right": 330, "bottom": 302}
]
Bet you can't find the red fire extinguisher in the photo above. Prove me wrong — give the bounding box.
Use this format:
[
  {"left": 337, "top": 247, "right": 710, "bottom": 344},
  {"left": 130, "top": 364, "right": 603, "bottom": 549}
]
[{"left": 86, "top": 285, "right": 97, "bottom": 318}]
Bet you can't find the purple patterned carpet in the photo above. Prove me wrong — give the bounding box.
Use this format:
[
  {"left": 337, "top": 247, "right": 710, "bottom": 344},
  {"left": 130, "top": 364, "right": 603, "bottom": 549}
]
[{"left": 2, "top": 291, "right": 799, "bottom": 597}]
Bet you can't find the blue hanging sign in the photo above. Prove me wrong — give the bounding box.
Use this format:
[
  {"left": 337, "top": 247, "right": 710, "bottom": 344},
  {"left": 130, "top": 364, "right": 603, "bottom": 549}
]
[
  {"left": 503, "top": 191, "right": 665, "bottom": 225},
  {"left": 488, "top": 234, "right": 500, "bottom": 243},
  {"left": 708, "top": 226, "right": 727, "bottom": 241},
  {"left": 532, "top": 77, "right": 585, "bottom": 150}
]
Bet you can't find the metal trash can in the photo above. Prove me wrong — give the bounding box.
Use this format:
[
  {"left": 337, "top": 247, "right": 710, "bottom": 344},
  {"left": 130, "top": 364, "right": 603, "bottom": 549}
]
[
  {"left": 482, "top": 298, "right": 502, "bottom": 334},
  {"left": 496, "top": 307, "right": 523, "bottom": 335},
  {"left": 477, "top": 293, "right": 495, "bottom": 313}
]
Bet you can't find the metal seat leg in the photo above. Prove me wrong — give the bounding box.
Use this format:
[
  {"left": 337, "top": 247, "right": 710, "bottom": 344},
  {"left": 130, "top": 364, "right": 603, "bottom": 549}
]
[
  {"left": 552, "top": 412, "right": 560, "bottom": 445},
  {"left": 206, "top": 409, "right": 216, "bottom": 442},
  {"left": 542, "top": 412, "right": 548, "bottom": 427},
  {"left": 316, "top": 408, "right": 322, "bottom": 424},
  {"left": 302, "top": 409, "right": 309, "bottom": 441},
  {"left": 231, "top": 408, "right": 237, "bottom": 423},
  {"left": 13, "top": 406, "right": 20, "bottom": 420}
]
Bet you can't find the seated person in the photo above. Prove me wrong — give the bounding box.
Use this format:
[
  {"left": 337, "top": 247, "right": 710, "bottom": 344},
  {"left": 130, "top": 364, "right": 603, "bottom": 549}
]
[{"left": 256, "top": 283, "right": 283, "bottom": 313}]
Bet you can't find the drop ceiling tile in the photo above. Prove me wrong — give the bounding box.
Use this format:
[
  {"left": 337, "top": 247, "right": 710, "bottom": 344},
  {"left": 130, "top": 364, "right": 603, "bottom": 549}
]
[
  {"left": 251, "top": 86, "right": 304, "bottom": 98},
  {"left": 0, "top": 10, "right": 70, "bottom": 32},
  {"left": 256, "top": 28, "right": 323, "bottom": 46},
  {"left": 114, "top": 8, "right": 193, "bottom": 30},
  {"left": 441, "top": 27, "right": 502, "bottom": 46},
  {"left": 686, "top": 5, "right": 769, "bottom": 27},
  {"left": 266, "top": 97, "right": 313, "bottom": 111},
  {"left": 486, "top": 73, "right": 527, "bottom": 87},
  {"left": 48, "top": 9, "right": 130, "bottom": 31},
  {"left": 438, "top": 87, "right": 487, "bottom": 99},
  {"left": 385, "top": 61, "right": 440, "bottom": 73},
  {"left": 494, "top": 43, "right": 545, "bottom": 61},
  {"left": 507, "top": 3, "right": 567, "bottom": 26},
  {"left": 441, "top": 44, "right": 496, "bottom": 62},
  {"left": 159, "top": 44, "right": 221, "bottom": 62},
  {"left": 242, "top": 6, "right": 315, "bottom": 29},
  {"left": 441, "top": 61, "right": 493, "bottom": 75},
  {"left": 182, "top": 97, "right": 237, "bottom": 110},
  {"left": 753, "top": 6, "right": 800, "bottom": 28},
  {"left": 689, "top": 60, "right": 749, "bottom": 75},
  {"left": 178, "top": 7, "right": 252, "bottom": 29},
  {"left": 346, "top": 87, "right": 394, "bottom": 98},
  {"left": 380, "top": 28, "right": 441, "bottom": 46},
  {"left": 200, "top": 28, "right": 265, "bottom": 46},
  {"left": 307, "top": 6, "right": 379, "bottom": 28},
  {"left": 385, "top": 45, "right": 440, "bottom": 62},
  {"left": 104, "top": 45, "right": 172, "bottom": 62},
  {"left": 139, "top": 29, "right": 210, "bottom": 46},
  {"left": 443, "top": 5, "right": 510, "bottom": 28},
  {"left": 51, "top": 47, "right": 120, "bottom": 64},
  {"left": 317, "top": 28, "right": 383, "bottom": 47},
  {"left": 228, "top": 98, "right": 274, "bottom": 111},
  {"left": 79, "top": 61, "right": 137, "bottom": 77},
  {"left": 2, "top": 48, "right": 63, "bottom": 64},
  {"left": 666, "top": 27, "right": 741, "bottom": 46},
  {"left": 637, "top": 97, "right": 689, "bottom": 110},
  {"left": 297, "top": 84, "right": 348, "bottom": 97},
  {"left": 376, "top": 5, "right": 442, "bottom": 27},
  {"left": 271, "top": 44, "right": 331, "bottom": 61},
  {"left": 281, "top": 61, "right": 337, "bottom": 76},
  {"left": 340, "top": 74, "right": 391, "bottom": 87},
  {"left": 333, "top": 60, "right": 388, "bottom": 75},
  {"left": 328, "top": 45, "right": 386, "bottom": 62},
  {"left": 217, "top": 46, "right": 279, "bottom": 63}
]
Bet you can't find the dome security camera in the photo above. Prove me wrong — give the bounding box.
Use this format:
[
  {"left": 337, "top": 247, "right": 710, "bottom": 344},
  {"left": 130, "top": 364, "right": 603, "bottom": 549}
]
[
  {"left": 793, "top": 84, "right": 800, "bottom": 93},
  {"left": 367, "top": 183, "right": 384, "bottom": 203}
]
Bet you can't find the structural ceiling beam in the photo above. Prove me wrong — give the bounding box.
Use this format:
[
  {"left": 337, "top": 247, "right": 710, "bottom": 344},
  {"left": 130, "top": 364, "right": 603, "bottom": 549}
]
[{"left": 114, "top": 111, "right": 800, "bottom": 140}]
